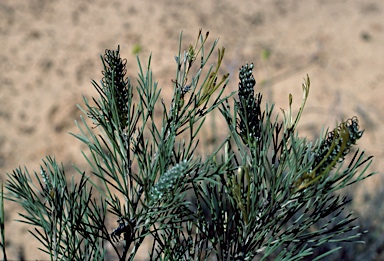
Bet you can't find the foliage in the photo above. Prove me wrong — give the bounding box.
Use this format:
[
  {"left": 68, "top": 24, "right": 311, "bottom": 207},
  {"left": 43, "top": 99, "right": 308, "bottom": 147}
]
[{"left": 3, "top": 30, "right": 375, "bottom": 260}]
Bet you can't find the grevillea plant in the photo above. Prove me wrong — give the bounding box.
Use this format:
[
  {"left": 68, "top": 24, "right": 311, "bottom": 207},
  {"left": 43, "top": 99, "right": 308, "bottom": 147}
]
[{"left": 2, "top": 30, "right": 375, "bottom": 260}]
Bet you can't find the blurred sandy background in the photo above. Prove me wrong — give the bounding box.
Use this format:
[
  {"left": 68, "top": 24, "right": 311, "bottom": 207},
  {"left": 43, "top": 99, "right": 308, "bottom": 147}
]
[{"left": 1, "top": 0, "right": 383, "bottom": 259}]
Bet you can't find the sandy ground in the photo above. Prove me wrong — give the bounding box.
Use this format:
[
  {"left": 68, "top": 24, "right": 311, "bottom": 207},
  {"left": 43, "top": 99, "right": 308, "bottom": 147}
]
[{"left": 1, "top": 0, "right": 384, "bottom": 259}]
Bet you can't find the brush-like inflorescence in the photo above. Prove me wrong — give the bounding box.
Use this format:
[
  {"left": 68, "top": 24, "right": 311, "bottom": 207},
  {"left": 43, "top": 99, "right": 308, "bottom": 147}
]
[
  {"left": 237, "top": 63, "right": 263, "bottom": 146},
  {"left": 150, "top": 160, "right": 189, "bottom": 202},
  {"left": 102, "top": 46, "right": 131, "bottom": 129},
  {"left": 312, "top": 116, "right": 364, "bottom": 174}
]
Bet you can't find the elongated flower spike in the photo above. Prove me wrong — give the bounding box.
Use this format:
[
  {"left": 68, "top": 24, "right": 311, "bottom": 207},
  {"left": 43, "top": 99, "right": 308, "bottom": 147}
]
[
  {"left": 149, "top": 160, "right": 189, "bottom": 203},
  {"left": 312, "top": 117, "right": 364, "bottom": 173},
  {"left": 294, "top": 117, "right": 364, "bottom": 191},
  {"left": 101, "top": 46, "right": 131, "bottom": 129},
  {"left": 237, "top": 63, "right": 263, "bottom": 146}
]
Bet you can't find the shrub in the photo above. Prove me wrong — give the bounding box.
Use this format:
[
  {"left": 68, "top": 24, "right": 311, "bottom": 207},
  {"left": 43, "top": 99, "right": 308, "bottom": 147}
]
[{"left": 1, "top": 30, "right": 375, "bottom": 260}]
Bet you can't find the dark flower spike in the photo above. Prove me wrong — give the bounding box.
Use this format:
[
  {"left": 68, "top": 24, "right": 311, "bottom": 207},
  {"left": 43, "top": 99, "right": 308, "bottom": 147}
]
[
  {"left": 238, "top": 63, "right": 256, "bottom": 99},
  {"left": 237, "top": 63, "right": 263, "bottom": 146},
  {"left": 101, "top": 46, "right": 131, "bottom": 129},
  {"left": 314, "top": 117, "right": 363, "bottom": 171},
  {"left": 294, "top": 117, "right": 364, "bottom": 191}
]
